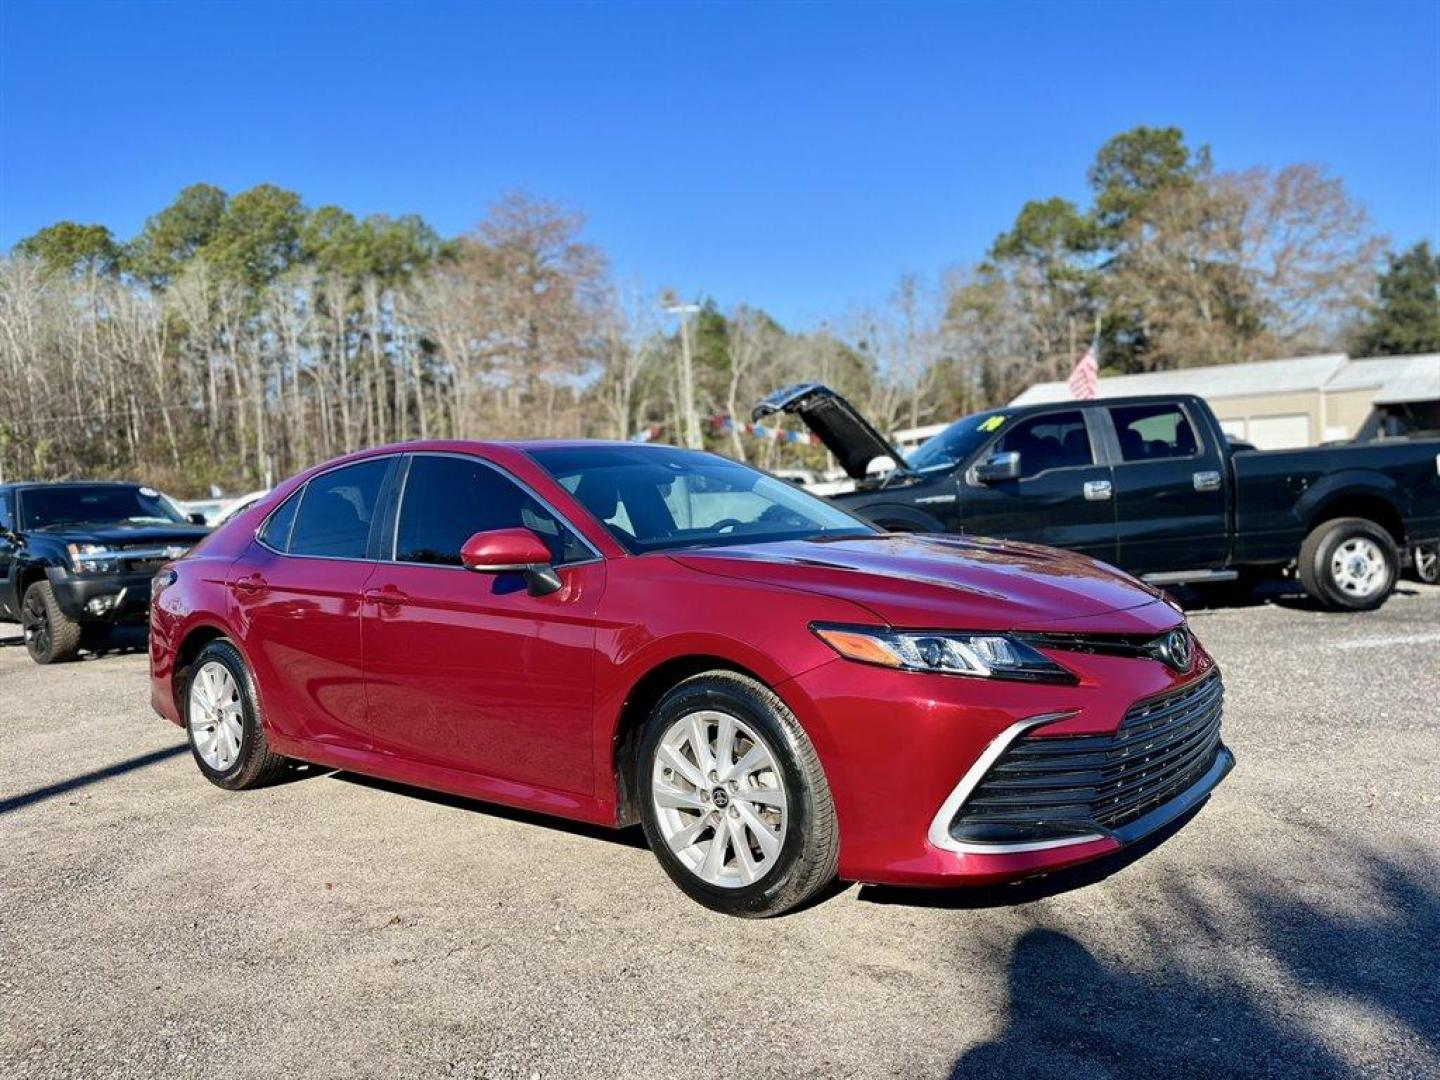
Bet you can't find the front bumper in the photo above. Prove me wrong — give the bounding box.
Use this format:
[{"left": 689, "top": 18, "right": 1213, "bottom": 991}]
[
  {"left": 46, "top": 567, "right": 154, "bottom": 624},
  {"left": 783, "top": 637, "right": 1232, "bottom": 887}
]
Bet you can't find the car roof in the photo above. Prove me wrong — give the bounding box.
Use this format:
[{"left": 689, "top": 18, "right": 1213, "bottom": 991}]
[{"left": 1, "top": 480, "right": 148, "bottom": 491}]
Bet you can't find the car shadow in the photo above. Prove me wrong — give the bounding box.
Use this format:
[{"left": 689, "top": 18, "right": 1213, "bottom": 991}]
[
  {"left": 947, "top": 832, "right": 1439, "bottom": 1078},
  {"left": 328, "top": 771, "right": 651, "bottom": 850}
]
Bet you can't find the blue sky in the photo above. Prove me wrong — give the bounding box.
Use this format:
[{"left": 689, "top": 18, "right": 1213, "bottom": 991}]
[{"left": 1, "top": 0, "right": 1436, "bottom": 328}]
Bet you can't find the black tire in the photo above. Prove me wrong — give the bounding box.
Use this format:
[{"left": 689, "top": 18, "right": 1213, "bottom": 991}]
[
  {"left": 1409, "top": 542, "right": 1439, "bottom": 585},
  {"left": 20, "top": 580, "right": 82, "bottom": 664},
  {"left": 1297, "top": 517, "right": 1399, "bottom": 612},
  {"left": 184, "top": 639, "right": 288, "bottom": 790},
  {"left": 637, "top": 671, "right": 839, "bottom": 918}
]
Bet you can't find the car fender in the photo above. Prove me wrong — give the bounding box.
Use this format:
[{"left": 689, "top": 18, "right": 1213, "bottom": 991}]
[{"left": 1294, "top": 469, "right": 1408, "bottom": 530}]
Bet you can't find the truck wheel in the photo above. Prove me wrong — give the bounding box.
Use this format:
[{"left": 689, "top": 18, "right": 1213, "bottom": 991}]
[
  {"left": 1410, "top": 543, "right": 1439, "bottom": 585},
  {"left": 21, "top": 580, "right": 83, "bottom": 664},
  {"left": 1298, "top": 518, "right": 1399, "bottom": 611}
]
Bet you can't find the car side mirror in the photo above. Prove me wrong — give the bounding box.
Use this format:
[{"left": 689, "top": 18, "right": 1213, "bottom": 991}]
[
  {"left": 459, "top": 527, "right": 563, "bottom": 596},
  {"left": 974, "top": 450, "right": 1021, "bottom": 483},
  {"left": 188, "top": 513, "right": 208, "bottom": 526}
]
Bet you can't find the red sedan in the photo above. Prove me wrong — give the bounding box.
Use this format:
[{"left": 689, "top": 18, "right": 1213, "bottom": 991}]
[{"left": 149, "top": 441, "right": 1232, "bottom": 917}]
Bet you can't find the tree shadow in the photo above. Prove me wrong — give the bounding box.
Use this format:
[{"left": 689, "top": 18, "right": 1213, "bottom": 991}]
[
  {"left": 949, "top": 836, "right": 1439, "bottom": 1079},
  {"left": 0, "top": 743, "right": 189, "bottom": 814}
]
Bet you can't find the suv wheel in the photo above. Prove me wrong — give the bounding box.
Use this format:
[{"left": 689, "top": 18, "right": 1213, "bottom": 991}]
[
  {"left": 185, "top": 640, "right": 288, "bottom": 789},
  {"left": 638, "top": 671, "right": 838, "bottom": 917},
  {"left": 1410, "top": 542, "right": 1439, "bottom": 585},
  {"left": 21, "top": 580, "right": 82, "bottom": 664},
  {"left": 1298, "top": 517, "right": 1399, "bottom": 611}
]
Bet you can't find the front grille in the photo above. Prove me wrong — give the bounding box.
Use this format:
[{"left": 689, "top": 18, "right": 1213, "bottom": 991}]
[
  {"left": 950, "top": 670, "right": 1225, "bottom": 844},
  {"left": 118, "top": 542, "right": 187, "bottom": 574}
]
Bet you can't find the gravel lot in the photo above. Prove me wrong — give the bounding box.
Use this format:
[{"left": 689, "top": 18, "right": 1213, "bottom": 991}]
[{"left": 2, "top": 585, "right": 1438, "bottom": 1079}]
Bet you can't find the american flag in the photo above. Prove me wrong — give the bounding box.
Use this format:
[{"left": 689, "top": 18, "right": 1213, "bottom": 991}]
[{"left": 1067, "top": 338, "right": 1099, "bottom": 400}]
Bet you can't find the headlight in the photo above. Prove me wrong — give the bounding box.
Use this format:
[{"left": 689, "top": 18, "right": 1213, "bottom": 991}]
[
  {"left": 66, "top": 543, "right": 124, "bottom": 575},
  {"left": 811, "top": 623, "right": 1077, "bottom": 684}
]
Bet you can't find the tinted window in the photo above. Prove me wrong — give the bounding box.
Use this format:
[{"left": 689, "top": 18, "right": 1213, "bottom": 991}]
[
  {"left": 528, "top": 445, "right": 875, "bottom": 554},
  {"left": 0, "top": 491, "right": 13, "bottom": 531},
  {"left": 395, "top": 455, "right": 589, "bottom": 566},
  {"left": 16, "top": 484, "right": 187, "bottom": 529},
  {"left": 1110, "top": 404, "right": 1200, "bottom": 462},
  {"left": 287, "top": 459, "right": 390, "bottom": 559},
  {"left": 258, "top": 489, "right": 302, "bottom": 551},
  {"left": 994, "top": 411, "right": 1093, "bottom": 479}
]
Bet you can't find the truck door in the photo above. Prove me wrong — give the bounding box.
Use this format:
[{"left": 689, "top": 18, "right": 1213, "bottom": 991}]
[
  {"left": 1104, "top": 401, "right": 1229, "bottom": 574},
  {"left": 0, "top": 490, "right": 17, "bottom": 619},
  {"left": 958, "top": 409, "right": 1118, "bottom": 563}
]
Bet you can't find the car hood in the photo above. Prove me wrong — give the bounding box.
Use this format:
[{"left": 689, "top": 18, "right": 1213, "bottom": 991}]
[
  {"left": 752, "top": 383, "right": 906, "bottom": 480},
  {"left": 669, "top": 533, "right": 1178, "bottom": 633},
  {"left": 25, "top": 522, "right": 212, "bottom": 547}
]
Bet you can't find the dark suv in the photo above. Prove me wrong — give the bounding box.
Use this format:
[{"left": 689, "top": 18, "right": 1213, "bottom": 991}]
[{"left": 0, "top": 482, "right": 210, "bottom": 664}]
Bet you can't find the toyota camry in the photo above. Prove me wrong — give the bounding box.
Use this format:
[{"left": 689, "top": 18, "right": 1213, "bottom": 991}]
[{"left": 149, "top": 440, "right": 1233, "bottom": 917}]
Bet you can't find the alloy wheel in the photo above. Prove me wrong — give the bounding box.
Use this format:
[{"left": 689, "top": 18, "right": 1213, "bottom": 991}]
[
  {"left": 21, "top": 590, "right": 50, "bottom": 657},
  {"left": 189, "top": 660, "right": 245, "bottom": 772},
  {"left": 651, "top": 710, "right": 789, "bottom": 888},
  {"left": 1330, "top": 536, "right": 1388, "bottom": 598}
]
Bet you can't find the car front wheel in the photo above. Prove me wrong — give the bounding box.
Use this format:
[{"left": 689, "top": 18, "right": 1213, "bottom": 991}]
[
  {"left": 21, "top": 580, "right": 82, "bottom": 664},
  {"left": 638, "top": 671, "right": 839, "bottom": 917}
]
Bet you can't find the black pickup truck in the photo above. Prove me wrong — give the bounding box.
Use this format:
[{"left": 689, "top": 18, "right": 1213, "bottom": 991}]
[
  {"left": 755, "top": 385, "right": 1440, "bottom": 611},
  {"left": 0, "top": 482, "right": 210, "bottom": 663}
]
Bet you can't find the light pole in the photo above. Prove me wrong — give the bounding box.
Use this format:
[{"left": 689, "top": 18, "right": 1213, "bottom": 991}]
[{"left": 666, "top": 302, "right": 703, "bottom": 449}]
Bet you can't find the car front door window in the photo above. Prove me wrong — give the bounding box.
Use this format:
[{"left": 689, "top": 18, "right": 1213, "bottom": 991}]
[
  {"left": 393, "top": 455, "right": 589, "bottom": 566},
  {"left": 994, "top": 411, "right": 1094, "bottom": 478}
]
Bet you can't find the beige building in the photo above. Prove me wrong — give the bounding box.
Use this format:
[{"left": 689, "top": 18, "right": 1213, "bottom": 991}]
[{"left": 1009, "top": 353, "right": 1440, "bottom": 449}]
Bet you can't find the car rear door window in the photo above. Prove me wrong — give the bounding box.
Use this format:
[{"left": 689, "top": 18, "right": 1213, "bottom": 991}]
[
  {"left": 994, "top": 411, "right": 1093, "bottom": 479},
  {"left": 394, "top": 455, "right": 588, "bottom": 566},
  {"left": 287, "top": 459, "right": 390, "bottom": 559},
  {"left": 1110, "top": 404, "right": 1201, "bottom": 461},
  {"left": 258, "top": 488, "right": 302, "bottom": 552}
]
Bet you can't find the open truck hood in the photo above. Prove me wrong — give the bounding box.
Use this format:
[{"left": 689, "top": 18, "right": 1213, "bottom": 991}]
[{"left": 753, "top": 383, "right": 907, "bottom": 480}]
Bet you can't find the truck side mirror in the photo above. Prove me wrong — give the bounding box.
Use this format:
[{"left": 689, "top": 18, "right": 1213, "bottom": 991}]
[{"left": 975, "top": 451, "right": 1021, "bottom": 483}]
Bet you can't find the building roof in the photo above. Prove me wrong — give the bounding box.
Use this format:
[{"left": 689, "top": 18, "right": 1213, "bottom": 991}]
[
  {"left": 1010, "top": 354, "right": 1348, "bottom": 405},
  {"left": 1339, "top": 354, "right": 1440, "bottom": 404},
  {"left": 1009, "top": 352, "right": 1439, "bottom": 407}
]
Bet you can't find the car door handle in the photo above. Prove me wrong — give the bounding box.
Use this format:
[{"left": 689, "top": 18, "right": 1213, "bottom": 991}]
[
  {"left": 1193, "top": 470, "right": 1222, "bottom": 492},
  {"left": 1083, "top": 480, "right": 1112, "bottom": 501},
  {"left": 363, "top": 586, "right": 407, "bottom": 608},
  {"left": 232, "top": 574, "right": 267, "bottom": 593}
]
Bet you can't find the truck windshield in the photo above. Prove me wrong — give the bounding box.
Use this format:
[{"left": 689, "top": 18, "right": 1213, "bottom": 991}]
[
  {"left": 528, "top": 445, "right": 877, "bottom": 553},
  {"left": 907, "top": 411, "right": 1007, "bottom": 471},
  {"left": 18, "top": 486, "right": 188, "bottom": 529}
]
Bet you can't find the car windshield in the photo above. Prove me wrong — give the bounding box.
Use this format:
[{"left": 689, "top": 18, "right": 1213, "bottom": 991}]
[
  {"left": 18, "top": 485, "right": 189, "bottom": 529},
  {"left": 528, "top": 445, "right": 878, "bottom": 553},
  {"left": 907, "top": 411, "right": 1007, "bottom": 471}
]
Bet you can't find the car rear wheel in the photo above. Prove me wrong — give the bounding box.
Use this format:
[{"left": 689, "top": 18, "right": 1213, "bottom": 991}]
[
  {"left": 185, "top": 640, "right": 288, "bottom": 790},
  {"left": 21, "top": 580, "right": 81, "bottom": 664},
  {"left": 1298, "top": 517, "right": 1399, "bottom": 611},
  {"left": 638, "top": 671, "right": 838, "bottom": 917}
]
